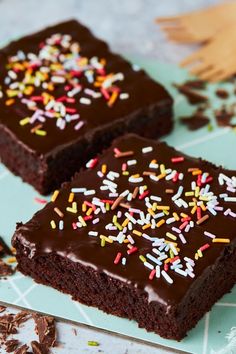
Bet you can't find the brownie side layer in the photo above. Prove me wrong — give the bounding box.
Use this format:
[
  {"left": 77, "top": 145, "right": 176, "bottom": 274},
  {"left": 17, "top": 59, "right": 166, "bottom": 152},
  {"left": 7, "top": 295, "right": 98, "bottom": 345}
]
[
  {"left": 0, "top": 102, "right": 172, "bottom": 194},
  {"left": 13, "top": 235, "right": 236, "bottom": 340}
]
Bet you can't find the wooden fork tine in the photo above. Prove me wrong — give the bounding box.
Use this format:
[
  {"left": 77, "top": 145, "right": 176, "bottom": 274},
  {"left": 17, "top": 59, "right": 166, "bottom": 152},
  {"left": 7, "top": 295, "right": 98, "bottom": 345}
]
[
  {"left": 210, "top": 68, "right": 235, "bottom": 83},
  {"left": 190, "top": 62, "right": 212, "bottom": 75},
  {"left": 198, "top": 66, "right": 223, "bottom": 81},
  {"left": 155, "top": 15, "right": 181, "bottom": 24},
  {"left": 180, "top": 49, "right": 204, "bottom": 67}
]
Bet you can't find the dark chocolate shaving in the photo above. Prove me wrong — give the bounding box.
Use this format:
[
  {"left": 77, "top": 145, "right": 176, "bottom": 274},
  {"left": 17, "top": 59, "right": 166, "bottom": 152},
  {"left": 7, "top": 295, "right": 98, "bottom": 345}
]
[
  {"left": 14, "top": 344, "right": 29, "bottom": 354},
  {"left": 31, "top": 341, "right": 49, "bottom": 354},
  {"left": 184, "top": 79, "right": 206, "bottom": 90},
  {"left": 214, "top": 106, "right": 234, "bottom": 127},
  {"left": 180, "top": 108, "right": 210, "bottom": 131},
  {"left": 0, "top": 236, "right": 13, "bottom": 256},
  {"left": 34, "top": 315, "right": 56, "bottom": 348},
  {"left": 174, "top": 83, "right": 208, "bottom": 104},
  {"left": 5, "top": 339, "right": 20, "bottom": 352}
]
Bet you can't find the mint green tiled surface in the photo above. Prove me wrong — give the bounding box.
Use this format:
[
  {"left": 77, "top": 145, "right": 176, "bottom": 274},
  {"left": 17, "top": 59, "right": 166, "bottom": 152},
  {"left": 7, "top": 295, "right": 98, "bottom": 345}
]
[{"left": 0, "top": 57, "right": 235, "bottom": 354}]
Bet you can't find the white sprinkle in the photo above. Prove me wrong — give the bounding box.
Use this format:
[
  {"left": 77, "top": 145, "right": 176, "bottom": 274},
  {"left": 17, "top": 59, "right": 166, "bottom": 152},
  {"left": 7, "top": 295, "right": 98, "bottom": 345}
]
[
  {"left": 204, "top": 231, "right": 216, "bottom": 239},
  {"left": 149, "top": 162, "right": 159, "bottom": 169},
  {"left": 80, "top": 97, "right": 91, "bottom": 105},
  {"left": 59, "top": 220, "right": 64, "bottom": 230},
  {"left": 74, "top": 121, "right": 85, "bottom": 131},
  {"left": 127, "top": 159, "right": 137, "bottom": 166},
  {"left": 144, "top": 261, "right": 154, "bottom": 270},
  {"left": 125, "top": 212, "right": 137, "bottom": 224},
  {"left": 122, "top": 257, "right": 127, "bottom": 265},
  {"left": 175, "top": 268, "right": 187, "bottom": 277},
  {"left": 92, "top": 218, "right": 100, "bottom": 224},
  {"left": 51, "top": 76, "right": 65, "bottom": 83},
  {"left": 179, "top": 233, "right": 186, "bottom": 244},
  {"left": 142, "top": 146, "right": 153, "bottom": 154},
  {"left": 155, "top": 265, "right": 161, "bottom": 278},
  {"left": 84, "top": 189, "right": 95, "bottom": 196},
  {"left": 120, "top": 93, "right": 129, "bottom": 100},
  {"left": 161, "top": 270, "right": 173, "bottom": 284},
  {"left": 88, "top": 231, "right": 98, "bottom": 236},
  {"left": 128, "top": 176, "right": 143, "bottom": 183},
  {"left": 224, "top": 197, "right": 236, "bottom": 202},
  {"left": 71, "top": 188, "right": 86, "bottom": 193}
]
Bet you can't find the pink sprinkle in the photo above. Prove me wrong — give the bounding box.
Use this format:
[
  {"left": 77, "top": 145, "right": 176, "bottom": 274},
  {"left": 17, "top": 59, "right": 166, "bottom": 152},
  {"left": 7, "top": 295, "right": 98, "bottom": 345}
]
[
  {"left": 72, "top": 222, "right": 77, "bottom": 230},
  {"left": 74, "top": 121, "right": 85, "bottom": 131},
  {"left": 113, "top": 148, "right": 121, "bottom": 155},
  {"left": 164, "top": 263, "right": 169, "bottom": 272},
  {"left": 179, "top": 221, "right": 188, "bottom": 230},
  {"left": 139, "top": 191, "right": 149, "bottom": 200},
  {"left": 122, "top": 163, "right": 127, "bottom": 171},
  {"left": 66, "top": 107, "right": 76, "bottom": 113},
  {"left": 172, "top": 172, "right": 179, "bottom": 182},
  {"left": 101, "top": 88, "right": 110, "bottom": 100}
]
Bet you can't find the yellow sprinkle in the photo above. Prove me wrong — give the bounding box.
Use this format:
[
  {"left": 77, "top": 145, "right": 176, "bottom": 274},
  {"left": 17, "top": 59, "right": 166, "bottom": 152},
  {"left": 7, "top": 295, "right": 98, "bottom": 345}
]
[
  {"left": 156, "top": 173, "right": 166, "bottom": 180},
  {"left": 200, "top": 203, "right": 207, "bottom": 211},
  {"left": 114, "top": 222, "right": 123, "bottom": 231},
  {"left": 72, "top": 201, "right": 77, "bottom": 209},
  {"left": 169, "top": 250, "right": 174, "bottom": 259},
  {"left": 132, "top": 174, "right": 140, "bottom": 178},
  {"left": 142, "top": 223, "right": 151, "bottom": 230},
  {"left": 180, "top": 213, "right": 188, "bottom": 218},
  {"left": 148, "top": 208, "right": 155, "bottom": 217},
  {"left": 122, "top": 218, "right": 129, "bottom": 228},
  {"left": 195, "top": 253, "right": 199, "bottom": 260},
  {"left": 192, "top": 170, "right": 202, "bottom": 176},
  {"left": 166, "top": 232, "right": 177, "bottom": 241},
  {"left": 164, "top": 258, "right": 171, "bottom": 264},
  {"left": 78, "top": 216, "right": 87, "bottom": 227},
  {"left": 35, "top": 129, "right": 47, "bottom": 136},
  {"left": 197, "top": 249, "right": 203, "bottom": 258},
  {"left": 19, "top": 117, "right": 30, "bottom": 126},
  {"left": 173, "top": 212, "right": 180, "bottom": 221},
  {"left": 156, "top": 205, "right": 170, "bottom": 211},
  {"left": 122, "top": 171, "right": 129, "bottom": 176},
  {"left": 82, "top": 203, "right": 87, "bottom": 212},
  {"left": 106, "top": 203, "right": 110, "bottom": 211},
  {"left": 113, "top": 215, "right": 117, "bottom": 223},
  {"left": 108, "top": 91, "right": 118, "bottom": 107},
  {"left": 165, "top": 241, "right": 178, "bottom": 247},
  {"left": 191, "top": 206, "right": 197, "bottom": 214},
  {"left": 123, "top": 239, "right": 129, "bottom": 244},
  {"left": 195, "top": 186, "right": 200, "bottom": 197},
  {"left": 6, "top": 257, "right": 16, "bottom": 264},
  {"left": 212, "top": 238, "right": 230, "bottom": 243},
  {"left": 156, "top": 219, "right": 165, "bottom": 228},
  {"left": 102, "top": 164, "right": 107, "bottom": 174},
  {"left": 100, "top": 235, "right": 113, "bottom": 244},
  {"left": 160, "top": 164, "right": 166, "bottom": 174},
  {"left": 185, "top": 191, "right": 194, "bottom": 197},
  {"left": 86, "top": 207, "right": 93, "bottom": 216},
  {"left": 68, "top": 192, "right": 74, "bottom": 203},
  {"left": 50, "top": 220, "right": 56, "bottom": 229},
  {"left": 189, "top": 202, "right": 196, "bottom": 207},
  {"left": 6, "top": 89, "right": 18, "bottom": 97},
  {"left": 139, "top": 255, "right": 146, "bottom": 263},
  {"left": 101, "top": 238, "right": 106, "bottom": 247},
  {"left": 66, "top": 207, "right": 77, "bottom": 214},
  {"left": 133, "top": 230, "right": 142, "bottom": 236},
  {"left": 163, "top": 209, "right": 169, "bottom": 216},
  {"left": 51, "top": 190, "right": 59, "bottom": 202},
  {"left": 5, "top": 98, "right": 15, "bottom": 106}
]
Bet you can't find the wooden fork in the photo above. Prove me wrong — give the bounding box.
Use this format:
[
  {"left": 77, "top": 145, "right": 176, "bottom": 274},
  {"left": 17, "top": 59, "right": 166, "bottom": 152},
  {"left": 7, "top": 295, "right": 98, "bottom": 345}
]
[
  {"left": 156, "top": 1, "right": 236, "bottom": 44},
  {"left": 180, "top": 23, "right": 236, "bottom": 82}
]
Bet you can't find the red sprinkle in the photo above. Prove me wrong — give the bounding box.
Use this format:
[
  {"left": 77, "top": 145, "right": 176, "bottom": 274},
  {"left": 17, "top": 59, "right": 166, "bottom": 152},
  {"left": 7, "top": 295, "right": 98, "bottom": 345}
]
[
  {"left": 199, "top": 243, "right": 210, "bottom": 252},
  {"left": 172, "top": 172, "right": 179, "bottom": 182},
  {"left": 164, "top": 263, "right": 169, "bottom": 272},
  {"left": 171, "top": 156, "right": 185, "bottom": 163},
  {"left": 127, "top": 246, "right": 138, "bottom": 255},
  {"left": 149, "top": 269, "right": 156, "bottom": 280},
  {"left": 197, "top": 207, "right": 202, "bottom": 220},
  {"left": 139, "top": 191, "right": 149, "bottom": 200},
  {"left": 179, "top": 221, "right": 188, "bottom": 230},
  {"left": 114, "top": 252, "right": 122, "bottom": 265}
]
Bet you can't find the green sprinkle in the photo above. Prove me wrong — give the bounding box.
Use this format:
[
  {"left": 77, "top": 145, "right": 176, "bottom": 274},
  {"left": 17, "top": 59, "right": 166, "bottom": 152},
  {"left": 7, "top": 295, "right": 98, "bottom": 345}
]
[
  {"left": 207, "top": 123, "right": 213, "bottom": 132},
  {"left": 88, "top": 341, "right": 99, "bottom": 346}
]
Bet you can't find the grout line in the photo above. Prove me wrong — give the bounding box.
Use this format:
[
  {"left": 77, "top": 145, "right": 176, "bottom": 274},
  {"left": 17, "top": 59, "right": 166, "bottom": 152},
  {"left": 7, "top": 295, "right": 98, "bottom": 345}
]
[
  {"left": 216, "top": 302, "right": 236, "bottom": 307},
  {"left": 177, "top": 127, "right": 231, "bottom": 151},
  {"left": 7, "top": 277, "right": 32, "bottom": 309},
  {"left": 14, "top": 283, "right": 37, "bottom": 305},
  {"left": 73, "top": 301, "right": 94, "bottom": 326},
  {"left": 202, "top": 312, "right": 210, "bottom": 354}
]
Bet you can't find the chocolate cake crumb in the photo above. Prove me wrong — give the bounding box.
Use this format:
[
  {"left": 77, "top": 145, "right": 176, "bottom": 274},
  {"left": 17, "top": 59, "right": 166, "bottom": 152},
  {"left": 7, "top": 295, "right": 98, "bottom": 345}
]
[
  {"left": 34, "top": 315, "right": 56, "bottom": 348},
  {"left": 14, "top": 344, "right": 29, "bottom": 354},
  {"left": 174, "top": 83, "right": 208, "bottom": 104},
  {"left": 215, "top": 89, "right": 229, "bottom": 99},
  {"left": 31, "top": 341, "right": 49, "bottom": 354},
  {"left": 5, "top": 339, "right": 20, "bottom": 352},
  {"left": 0, "top": 259, "right": 15, "bottom": 277},
  {"left": 14, "top": 311, "right": 31, "bottom": 327},
  {"left": 0, "top": 236, "right": 13, "bottom": 256},
  {"left": 0, "top": 305, "right": 6, "bottom": 313}
]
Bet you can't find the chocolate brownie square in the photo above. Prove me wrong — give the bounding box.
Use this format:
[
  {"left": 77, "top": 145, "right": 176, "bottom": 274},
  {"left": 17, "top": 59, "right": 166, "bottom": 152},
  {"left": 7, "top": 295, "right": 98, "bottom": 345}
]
[
  {"left": 12, "top": 134, "right": 236, "bottom": 340},
  {"left": 0, "top": 20, "right": 173, "bottom": 194}
]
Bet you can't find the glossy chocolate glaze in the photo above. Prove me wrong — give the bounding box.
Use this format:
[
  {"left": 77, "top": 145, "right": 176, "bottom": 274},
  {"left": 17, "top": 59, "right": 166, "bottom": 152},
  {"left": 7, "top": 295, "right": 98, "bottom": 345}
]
[
  {"left": 13, "top": 134, "right": 236, "bottom": 306},
  {"left": 0, "top": 20, "right": 171, "bottom": 156}
]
